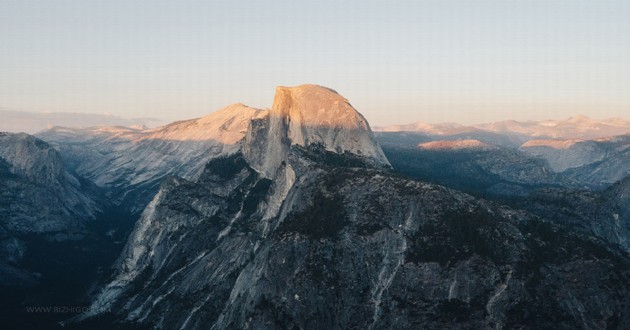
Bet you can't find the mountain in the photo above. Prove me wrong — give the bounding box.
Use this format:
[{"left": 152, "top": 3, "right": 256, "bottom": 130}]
[
  {"left": 519, "top": 139, "right": 604, "bottom": 172},
  {"left": 0, "top": 132, "right": 102, "bottom": 287},
  {"left": 376, "top": 115, "right": 630, "bottom": 191},
  {"left": 0, "top": 132, "right": 99, "bottom": 237},
  {"left": 474, "top": 115, "right": 630, "bottom": 140},
  {"left": 377, "top": 115, "right": 630, "bottom": 149},
  {"left": 0, "top": 110, "right": 164, "bottom": 134},
  {"left": 36, "top": 104, "right": 266, "bottom": 213},
  {"left": 417, "top": 139, "right": 495, "bottom": 151},
  {"left": 374, "top": 121, "right": 471, "bottom": 135},
  {"left": 242, "top": 85, "right": 389, "bottom": 176},
  {"left": 520, "top": 135, "right": 630, "bottom": 187},
  {"left": 73, "top": 85, "right": 630, "bottom": 329},
  {"left": 514, "top": 175, "right": 630, "bottom": 254},
  {"left": 380, "top": 144, "right": 563, "bottom": 199},
  {"left": 375, "top": 129, "right": 524, "bottom": 149}
]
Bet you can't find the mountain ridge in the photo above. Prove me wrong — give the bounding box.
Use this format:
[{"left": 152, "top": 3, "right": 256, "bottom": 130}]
[
  {"left": 35, "top": 104, "right": 266, "bottom": 213},
  {"left": 375, "top": 115, "right": 630, "bottom": 141},
  {"left": 72, "top": 87, "right": 630, "bottom": 329}
]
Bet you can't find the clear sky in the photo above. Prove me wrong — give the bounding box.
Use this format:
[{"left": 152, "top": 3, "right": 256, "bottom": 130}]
[{"left": 1, "top": 0, "right": 629, "bottom": 125}]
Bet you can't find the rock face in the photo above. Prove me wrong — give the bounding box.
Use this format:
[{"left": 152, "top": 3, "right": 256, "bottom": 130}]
[
  {"left": 519, "top": 139, "right": 606, "bottom": 172},
  {"left": 243, "top": 85, "right": 389, "bottom": 176},
  {"left": 272, "top": 85, "right": 386, "bottom": 162},
  {"left": 76, "top": 86, "right": 630, "bottom": 329},
  {"left": 520, "top": 135, "right": 630, "bottom": 187},
  {"left": 0, "top": 132, "right": 100, "bottom": 286},
  {"left": 37, "top": 104, "right": 265, "bottom": 213},
  {"left": 380, "top": 143, "right": 562, "bottom": 198},
  {"left": 518, "top": 175, "right": 630, "bottom": 254},
  {"left": 0, "top": 132, "right": 99, "bottom": 235}
]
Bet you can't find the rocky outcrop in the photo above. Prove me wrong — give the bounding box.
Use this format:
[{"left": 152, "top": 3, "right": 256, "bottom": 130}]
[
  {"left": 0, "top": 132, "right": 101, "bottom": 287},
  {"left": 0, "top": 132, "right": 99, "bottom": 235},
  {"left": 562, "top": 135, "right": 630, "bottom": 187},
  {"left": 518, "top": 135, "right": 630, "bottom": 188},
  {"left": 243, "top": 85, "right": 389, "bottom": 177},
  {"left": 519, "top": 175, "right": 630, "bottom": 254},
  {"left": 519, "top": 139, "right": 606, "bottom": 172},
  {"left": 37, "top": 104, "right": 266, "bottom": 213},
  {"left": 75, "top": 86, "right": 630, "bottom": 329},
  {"left": 77, "top": 156, "right": 630, "bottom": 329}
]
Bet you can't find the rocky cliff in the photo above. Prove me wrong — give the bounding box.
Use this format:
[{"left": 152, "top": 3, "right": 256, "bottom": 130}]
[
  {"left": 0, "top": 132, "right": 101, "bottom": 287},
  {"left": 36, "top": 104, "right": 265, "bottom": 213},
  {"left": 75, "top": 86, "right": 630, "bottom": 329},
  {"left": 0, "top": 132, "right": 99, "bottom": 236}
]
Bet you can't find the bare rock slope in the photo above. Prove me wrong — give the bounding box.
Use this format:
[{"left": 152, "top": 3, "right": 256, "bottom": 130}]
[{"left": 76, "top": 86, "right": 630, "bottom": 329}]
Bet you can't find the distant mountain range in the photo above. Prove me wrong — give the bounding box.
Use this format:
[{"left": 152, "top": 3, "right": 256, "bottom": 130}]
[
  {"left": 36, "top": 104, "right": 265, "bottom": 214},
  {"left": 375, "top": 115, "right": 630, "bottom": 143},
  {"left": 374, "top": 115, "right": 630, "bottom": 188},
  {"left": 0, "top": 110, "right": 165, "bottom": 134}
]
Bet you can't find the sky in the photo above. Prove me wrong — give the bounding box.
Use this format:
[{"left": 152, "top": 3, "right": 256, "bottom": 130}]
[{"left": 1, "top": 0, "right": 629, "bottom": 126}]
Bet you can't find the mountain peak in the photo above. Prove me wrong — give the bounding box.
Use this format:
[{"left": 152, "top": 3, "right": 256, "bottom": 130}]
[
  {"left": 145, "top": 103, "right": 264, "bottom": 143},
  {"left": 244, "top": 84, "right": 390, "bottom": 176},
  {"left": 197, "top": 103, "right": 263, "bottom": 124},
  {"left": 567, "top": 114, "right": 595, "bottom": 123},
  {"left": 271, "top": 84, "right": 389, "bottom": 163},
  {"left": 0, "top": 132, "right": 64, "bottom": 186},
  {"left": 271, "top": 84, "right": 361, "bottom": 129}
]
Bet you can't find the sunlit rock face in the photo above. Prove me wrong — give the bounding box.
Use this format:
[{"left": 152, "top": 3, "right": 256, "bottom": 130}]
[
  {"left": 273, "top": 85, "right": 388, "bottom": 164},
  {"left": 243, "top": 84, "right": 389, "bottom": 177},
  {"left": 76, "top": 86, "right": 630, "bottom": 330},
  {"left": 37, "top": 104, "right": 266, "bottom": 213},
  {"left": 418, "top": 139, "right": 495, "bottom": 151},
  {"left": 519, "top": 139, "right": 606, "bottom": 172},
  {"left": 519, "top": 135, "right": 630, "bottom": 186}
]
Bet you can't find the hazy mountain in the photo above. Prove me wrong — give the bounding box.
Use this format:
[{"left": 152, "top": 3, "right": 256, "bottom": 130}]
[
  {"left": 374, "top": 121, "right": 472, "bottom": 135},
  {"left": 519, "top": 139, "right": 606, "bottom": 172},
  {"left": 36, "top": 104, "right": 266, "bottom": 213},
  {"left": 0, "top": 132, "right": 104, "bottom": 288},
  {"left": 380, "top": 144, "right": 563, "bottom": 199},
  {"left": 0, "top": 110, "right": 165, "bottom": 134},
  {"left": 475, "top": 115, "right": 630, "bottom": 140},
  {"left": 376, "top": 115, "right": 630, "bottom": 148},
  {"left": 71, "top": 86, "right": 630, "bottom": 329},
  {"left": 520, "top": 135, "right": 630, "bottom": 187},
  {"left": 375, "top": 129, "right": 525, "bottom": 149},
  {"left": 0, "top": 132, "right": 100, "bottom": 237},
  {"left": 376, "top": 115, "right": 630, "bottom": 190},
  {"left": 417, "top": 139, "right": 496, "bottom": 151}
]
